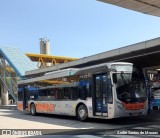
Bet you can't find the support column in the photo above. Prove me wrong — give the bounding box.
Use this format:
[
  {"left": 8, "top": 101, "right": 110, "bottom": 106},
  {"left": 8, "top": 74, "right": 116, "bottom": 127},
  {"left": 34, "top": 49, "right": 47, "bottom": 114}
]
[{"left": 1, "top": 83, "right": 8, "bottom": 105}]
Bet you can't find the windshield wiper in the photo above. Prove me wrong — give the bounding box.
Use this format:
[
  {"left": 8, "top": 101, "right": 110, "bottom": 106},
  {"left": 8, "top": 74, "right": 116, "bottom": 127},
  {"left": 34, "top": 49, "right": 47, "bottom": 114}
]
[
  {"left": 120, "top": 72, "right": 127, "bottom": 85},
  {"left": 120, "top": 71, "right": 131, "bottom": 85},
  {"left": 109, "top": 68, "right": 117, "bottom": 72}
]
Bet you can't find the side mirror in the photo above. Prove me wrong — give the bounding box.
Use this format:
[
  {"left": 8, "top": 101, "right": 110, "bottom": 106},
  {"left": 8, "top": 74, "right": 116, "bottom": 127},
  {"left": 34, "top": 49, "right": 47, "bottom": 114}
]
[{"left": 112, "top": 74, "right": 117, "bottom": 83}]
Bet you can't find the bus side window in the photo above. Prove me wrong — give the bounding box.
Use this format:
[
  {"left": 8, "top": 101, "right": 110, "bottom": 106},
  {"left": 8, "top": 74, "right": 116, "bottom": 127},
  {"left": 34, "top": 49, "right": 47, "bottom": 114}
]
[
  {"left": 28, "top": 88, "right": 38, "bottom": 100},
  {"left": 47, "top": 89, "right": 56, "bottom": 101},
  {"left": 39, "top": 89, "right": 48, "bottom": 101},
  {"left": 86, "top": 82, "right": 91, "bottom": 97},
  {"left": 55, "top": 88, "right": 58, "bottom": 100},
  {"left": 56, "top": 88, "right": 63, "bottom": 100},
  {"left": 29, "top": 90, "right": 34, "bottom": 100},
  {"left": 107, "top": 78, "right": 113, "bottom": 103},
  {"left": 78, "top": 86, "right": 87, "bottom": 100},
  {"left": 34, "top": 90, "right": 39, "bottom": 100},
  {"left": 25, "top": 87, "right": 30, "bottom": 101},
  {"left": 70, "top": 87, "right": 78, "bottom": 100},
  {"left": 63, "top": 87, "right": 71, "bottom": 100},
  {"left": 18, "top": 87, "right": 23, "bottom": 101}
]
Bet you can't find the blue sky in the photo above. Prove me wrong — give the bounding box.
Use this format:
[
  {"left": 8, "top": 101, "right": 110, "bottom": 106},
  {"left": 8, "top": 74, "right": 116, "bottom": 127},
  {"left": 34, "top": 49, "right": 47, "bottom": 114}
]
[{"left": 0, "top": 0, "right": 160, "bottom": 58}]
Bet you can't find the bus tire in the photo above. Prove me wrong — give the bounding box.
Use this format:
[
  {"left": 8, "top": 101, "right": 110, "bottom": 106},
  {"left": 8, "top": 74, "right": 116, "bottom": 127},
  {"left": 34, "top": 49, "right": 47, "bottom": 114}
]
[
  {"left": 77, "top": 104, "right": 88, "bottom": 121},
  {"left": 30, "top": 103, "right": 36, "bottom": 116}
]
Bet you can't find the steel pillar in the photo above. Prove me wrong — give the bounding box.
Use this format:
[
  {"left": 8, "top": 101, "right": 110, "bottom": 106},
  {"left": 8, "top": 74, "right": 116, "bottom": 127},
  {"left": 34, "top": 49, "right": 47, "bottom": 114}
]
[{"left": 1, "top": 83, "right": 8, "bottom": 105}]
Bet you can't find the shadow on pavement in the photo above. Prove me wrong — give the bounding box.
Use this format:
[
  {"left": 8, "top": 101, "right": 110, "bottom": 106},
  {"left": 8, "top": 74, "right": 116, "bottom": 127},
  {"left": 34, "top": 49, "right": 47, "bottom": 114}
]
[
  {"left": 0, "top": 109, "right": 160, "bottom": 125},
  {"left": 1, "top": 109, "right": 160, "bottom": 136},
  {"left": 0, "top": 109, "right": 160, "bottom": 136}
]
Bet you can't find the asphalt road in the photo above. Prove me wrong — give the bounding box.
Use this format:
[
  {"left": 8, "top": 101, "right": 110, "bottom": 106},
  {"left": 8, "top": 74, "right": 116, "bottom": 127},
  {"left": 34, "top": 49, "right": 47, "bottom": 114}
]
[{"left": 0, "top": 109, "right": 160, "bottom": 138}]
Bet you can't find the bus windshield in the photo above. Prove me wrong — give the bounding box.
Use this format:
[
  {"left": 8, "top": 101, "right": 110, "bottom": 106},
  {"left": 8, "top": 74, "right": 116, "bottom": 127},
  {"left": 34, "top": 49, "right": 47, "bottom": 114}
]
[{"left": 115, "top": 70, "right": 147, "bottom": 103}]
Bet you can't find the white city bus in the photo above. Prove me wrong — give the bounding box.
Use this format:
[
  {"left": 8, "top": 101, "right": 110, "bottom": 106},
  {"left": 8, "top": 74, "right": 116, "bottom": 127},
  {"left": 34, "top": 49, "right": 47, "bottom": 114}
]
[{"left": 17, "top": 62, "right": 148, "bottom": 121}]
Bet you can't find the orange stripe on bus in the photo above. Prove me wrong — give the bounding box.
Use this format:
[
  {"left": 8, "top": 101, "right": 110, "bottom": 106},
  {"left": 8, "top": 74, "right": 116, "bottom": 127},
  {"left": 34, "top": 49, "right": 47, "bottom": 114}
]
[
  {"left": 122, "top": 101, "right": 146, "bottom": 110},
  {"left": 17, "top": 102, "right": 23, "bottom": 110},
  {"left": 35, "top": 103, "right": 54, "bottom": 112}
]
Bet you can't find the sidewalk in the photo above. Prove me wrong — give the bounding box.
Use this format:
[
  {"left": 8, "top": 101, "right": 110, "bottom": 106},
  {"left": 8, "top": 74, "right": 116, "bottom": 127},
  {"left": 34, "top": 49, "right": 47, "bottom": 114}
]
[{"left": 0, "top": 104, "right": 17, "bottom": 110}]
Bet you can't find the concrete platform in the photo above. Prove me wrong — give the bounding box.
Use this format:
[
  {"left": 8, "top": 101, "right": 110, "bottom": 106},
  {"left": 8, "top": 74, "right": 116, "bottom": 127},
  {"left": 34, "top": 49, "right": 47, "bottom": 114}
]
[{"left": 0, "top": 104, "right": 17, "bottom": 110}]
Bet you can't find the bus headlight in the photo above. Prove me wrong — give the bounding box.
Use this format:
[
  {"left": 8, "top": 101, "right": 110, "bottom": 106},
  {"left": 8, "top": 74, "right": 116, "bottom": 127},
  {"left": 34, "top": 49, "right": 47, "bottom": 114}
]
[{"left": 116, "top": 102, "right": 124, "bottom": 110}]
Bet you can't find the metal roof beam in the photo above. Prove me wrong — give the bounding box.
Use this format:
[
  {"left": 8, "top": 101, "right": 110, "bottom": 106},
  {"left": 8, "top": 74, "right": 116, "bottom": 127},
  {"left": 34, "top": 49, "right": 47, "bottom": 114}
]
[{"left": 98, "top": 0, "right": 160, "bottom": 17}]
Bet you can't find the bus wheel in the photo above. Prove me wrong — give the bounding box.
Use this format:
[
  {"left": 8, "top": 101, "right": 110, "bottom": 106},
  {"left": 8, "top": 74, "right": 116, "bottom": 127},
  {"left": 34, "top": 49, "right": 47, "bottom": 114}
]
[
  {"left": 30, "top": 103, "right": 36, "bottom": 116},
  {"left": 77, "top": 104, "right": 88, "bottom": 121}
]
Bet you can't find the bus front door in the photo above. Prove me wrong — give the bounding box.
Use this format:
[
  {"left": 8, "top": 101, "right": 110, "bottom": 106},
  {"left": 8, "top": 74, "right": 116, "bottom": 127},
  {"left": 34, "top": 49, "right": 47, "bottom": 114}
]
[{"left": 94, "top": 74, "right": 108, "bottom": 116}]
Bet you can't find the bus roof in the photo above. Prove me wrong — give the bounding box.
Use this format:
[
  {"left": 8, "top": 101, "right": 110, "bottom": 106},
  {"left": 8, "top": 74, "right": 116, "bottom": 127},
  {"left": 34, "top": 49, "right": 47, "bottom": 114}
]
[{"left": 18, "top": 62, "right": 132, "bottom": 85}]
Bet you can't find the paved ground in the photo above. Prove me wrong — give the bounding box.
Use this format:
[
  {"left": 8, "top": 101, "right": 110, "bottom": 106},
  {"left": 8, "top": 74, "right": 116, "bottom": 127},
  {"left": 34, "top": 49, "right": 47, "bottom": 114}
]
[{"left": 0, "top": 109, "right": 160, "bottom": 138}]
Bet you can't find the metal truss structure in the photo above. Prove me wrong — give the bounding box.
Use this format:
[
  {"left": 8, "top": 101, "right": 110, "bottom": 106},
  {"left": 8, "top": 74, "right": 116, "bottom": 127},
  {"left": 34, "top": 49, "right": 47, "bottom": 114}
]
[{"left": 26, "top": 53, "right": 78, "bottom": 68}]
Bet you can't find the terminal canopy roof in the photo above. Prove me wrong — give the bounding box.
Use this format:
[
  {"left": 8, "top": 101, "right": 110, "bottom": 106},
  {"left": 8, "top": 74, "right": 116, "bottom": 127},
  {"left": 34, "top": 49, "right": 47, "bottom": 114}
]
[
  {"left": 25, "top": 37, "right": 160, "bottom": 77},
  {"left": 26, "top": 53, "right": 78, "bottom": 66},
  {"left": 98, "top": 0, "right": 160, "bottom": 17},
  {"left": 0, "top": 47, "right": 37, "bottom": 77}
]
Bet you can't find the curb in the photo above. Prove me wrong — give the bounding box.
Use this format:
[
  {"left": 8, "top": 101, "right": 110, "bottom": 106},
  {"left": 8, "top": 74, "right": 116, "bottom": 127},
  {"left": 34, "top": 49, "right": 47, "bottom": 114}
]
[{"left": 0, "top": 105, "right": 17, "bottom": 110}]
